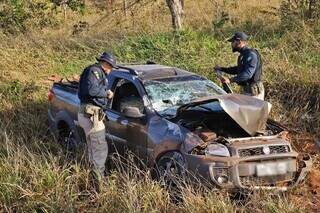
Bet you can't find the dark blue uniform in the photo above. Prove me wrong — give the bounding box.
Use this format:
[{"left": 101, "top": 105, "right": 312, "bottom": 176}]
[
  {"left": 221, "top": 46, "right": 262, "bottom": 86},
  {"left": 78, "top": 64, "right": 109, "bottom": 107}
]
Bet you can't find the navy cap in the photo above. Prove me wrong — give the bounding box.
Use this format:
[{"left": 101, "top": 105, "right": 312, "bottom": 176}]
[
  {"left": 227, "top": 32, "right": 249, "bottom": 42},
  {"left": 96, "top": 52, "right": 117, "bottom": 68}
]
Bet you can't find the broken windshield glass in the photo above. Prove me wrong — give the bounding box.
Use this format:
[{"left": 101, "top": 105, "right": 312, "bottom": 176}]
[{"left": 144, "top": 75, "right": 226, "bottom": 116}]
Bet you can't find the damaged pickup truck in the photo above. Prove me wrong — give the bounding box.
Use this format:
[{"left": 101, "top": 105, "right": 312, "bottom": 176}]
[{"left": 48, "top": 64, "right": 311, "bottom": 191}]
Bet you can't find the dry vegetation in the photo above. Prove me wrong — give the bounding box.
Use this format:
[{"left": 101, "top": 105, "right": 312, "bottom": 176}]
[{"left": 0, "top": 0, "right": 320, "bottom": 211}]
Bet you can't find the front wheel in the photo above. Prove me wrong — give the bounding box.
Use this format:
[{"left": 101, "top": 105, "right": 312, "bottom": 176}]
[{"left": 155, "top": 151, "right": 186, "bottom": 188}]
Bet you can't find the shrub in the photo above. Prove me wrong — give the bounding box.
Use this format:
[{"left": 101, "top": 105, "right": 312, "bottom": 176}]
[
  {"left": 0, "top": 0, "right": 85, "bottom": 34},
  {"left": 280, "top": 0, "right": 320, "bottom": 29}
]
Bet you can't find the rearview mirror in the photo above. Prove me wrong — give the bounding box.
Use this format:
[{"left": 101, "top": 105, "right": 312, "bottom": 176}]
[{"left": 123, "top": 107, "right": 145, "bottom": 119}]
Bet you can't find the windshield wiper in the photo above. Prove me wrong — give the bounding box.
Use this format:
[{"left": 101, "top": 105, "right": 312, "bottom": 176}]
[
  {"left": 196, "top": 105, "right": 213, "bottom": 111},
  {"left": 176, "top": 98, "right": 220, "bottom": 116}
]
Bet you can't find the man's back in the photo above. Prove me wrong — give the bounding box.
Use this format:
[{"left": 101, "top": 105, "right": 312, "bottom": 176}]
[{"left": 78, "top": 64, "right": 108, "bottom": 107}]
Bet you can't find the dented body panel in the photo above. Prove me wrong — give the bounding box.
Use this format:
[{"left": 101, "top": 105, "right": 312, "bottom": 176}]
[
  {"left": 185, "top": 135, "right": 312, "bottom": 190},
  {"left": 48, "top": 64, "right": 311, "bottom": 191}
]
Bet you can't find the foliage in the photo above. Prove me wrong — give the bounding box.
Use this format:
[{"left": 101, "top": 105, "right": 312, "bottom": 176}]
[
  {"left": 51, "top": 0, "right": 85, "bottom": 12},
  {"left": 113, "top": 29, "right": 220, "bottom": 79},
  {"left": 0, "top": 0, "right": 85, "bottom": 34},
  {"left": 280, "top": 0, "right": 320, "bottom": 29},
  {"left": 0, "top": 0, "right": 56, "bottom": 34}
]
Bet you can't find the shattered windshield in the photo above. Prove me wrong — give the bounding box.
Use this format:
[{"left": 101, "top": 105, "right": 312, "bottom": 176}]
[{"left": 144, "top": 75, "right": 226, "bottom": 116}]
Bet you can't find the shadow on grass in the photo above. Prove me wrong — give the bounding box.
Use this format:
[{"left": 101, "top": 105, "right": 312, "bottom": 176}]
[{"left": 0, "top": 97, "right": 88, "bottom": 164}]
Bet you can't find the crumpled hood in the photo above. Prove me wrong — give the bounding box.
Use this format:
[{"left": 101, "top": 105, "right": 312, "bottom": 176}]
[{"left": 177, "top": 94, "right": 272, "bottom": 136}]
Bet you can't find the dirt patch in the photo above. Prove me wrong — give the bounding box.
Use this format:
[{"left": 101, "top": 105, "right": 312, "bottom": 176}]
[
  {"left": 289, "top": 133, "right": 319, "bottom": 154},
  {"left": 309, "top": 169, "right": 320, "bottom": 194}
]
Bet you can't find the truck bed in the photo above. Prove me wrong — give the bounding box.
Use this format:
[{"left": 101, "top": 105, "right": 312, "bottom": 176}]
[{"left": 48, "top": 81, "right": 81, "bottom": 137}]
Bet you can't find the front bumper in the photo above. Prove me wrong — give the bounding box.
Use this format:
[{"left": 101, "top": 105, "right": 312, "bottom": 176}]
[{"left": 185, "top": 152, "right": 312, "bottom": 191}]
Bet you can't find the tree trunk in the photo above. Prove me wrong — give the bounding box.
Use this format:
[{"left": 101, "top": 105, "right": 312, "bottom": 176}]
[
  {"left": 165, "top": 0, "right": 184, "bottom": 31},
  {"left": 123, "top": 0, "right": 127, "bottom": 16}
]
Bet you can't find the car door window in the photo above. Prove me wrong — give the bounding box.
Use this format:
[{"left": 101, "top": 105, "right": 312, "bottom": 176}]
[{"left": 111, "top": 78, "right": 144, "bottom": 114}]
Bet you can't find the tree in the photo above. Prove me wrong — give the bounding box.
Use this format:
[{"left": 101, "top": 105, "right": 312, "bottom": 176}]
[{"left": 165, "top": 0, "right": 184, "bottom": 31}]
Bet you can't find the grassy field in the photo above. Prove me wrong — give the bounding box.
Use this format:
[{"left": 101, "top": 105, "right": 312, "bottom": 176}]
[{"left": 0, "top": 0, "right": 320, "bottom": 211}]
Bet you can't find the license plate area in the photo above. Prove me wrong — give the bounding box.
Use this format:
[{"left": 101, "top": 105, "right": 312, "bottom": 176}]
[{"left": 256, "top": 162, "right": 288, "bottom": 177}]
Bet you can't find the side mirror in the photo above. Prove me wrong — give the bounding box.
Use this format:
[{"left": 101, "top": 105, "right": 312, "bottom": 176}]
[{"left": 123, "top": 107, "right": 145, "bottom": 119}]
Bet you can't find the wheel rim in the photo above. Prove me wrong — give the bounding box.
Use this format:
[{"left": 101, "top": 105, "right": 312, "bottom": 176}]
[{"left": 158, "top": 153, "right": 186, "bottom": 187}]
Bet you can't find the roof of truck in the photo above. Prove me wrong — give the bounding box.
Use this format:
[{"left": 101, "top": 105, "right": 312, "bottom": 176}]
[{"left": 116, "top": 64, "right": 193, "bottom": 80}]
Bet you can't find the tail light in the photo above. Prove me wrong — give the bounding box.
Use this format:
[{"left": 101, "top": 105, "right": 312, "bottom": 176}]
[{"left": 48, "top": 89, "right": 54, "bottom": 102}]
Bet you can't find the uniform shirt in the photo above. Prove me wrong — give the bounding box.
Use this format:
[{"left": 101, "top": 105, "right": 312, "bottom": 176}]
[
  {"left": 78, "top": 64, "right": 109, "bottom": 107},
  {"left": 221, "top": 46, "right": 262, "bottom": 86}
]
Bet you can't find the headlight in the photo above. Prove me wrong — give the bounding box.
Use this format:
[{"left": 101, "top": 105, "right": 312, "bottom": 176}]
[{"left": 205, "top": 143, "right": 230, "bottom": 157}]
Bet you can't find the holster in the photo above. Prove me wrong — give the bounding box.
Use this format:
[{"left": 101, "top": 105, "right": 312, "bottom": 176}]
[{"left": 79, "top": 104, "right": 106, "bottom": 122}]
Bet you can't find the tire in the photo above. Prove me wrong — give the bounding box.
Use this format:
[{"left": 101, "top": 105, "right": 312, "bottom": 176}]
[
  {"left": 155, "top": 151, "right": 186, "bottom": 188},
  {"left": 58, "top": 122, "right": 83, "bottom": 154}
]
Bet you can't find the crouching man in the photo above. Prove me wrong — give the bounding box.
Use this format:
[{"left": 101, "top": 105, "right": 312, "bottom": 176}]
[{"left": 77, "top": 52, "right": 117, "bottom": 185}]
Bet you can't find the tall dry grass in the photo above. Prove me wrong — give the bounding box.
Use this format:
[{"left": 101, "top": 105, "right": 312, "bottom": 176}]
[{"left": 0, "top": 131, "right": 313, "bottom": 211}]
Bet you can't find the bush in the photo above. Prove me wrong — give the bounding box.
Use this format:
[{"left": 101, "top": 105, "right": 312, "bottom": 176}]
[
  {"left": 280, "top": 0, "right": 320, "bottom": 29},
  {"left": 0, "top": 0, "right": 28, "bottom": 34},
  {"left": 0, "top": 0, "right": 58, "bottom": 34},
  {"left": 51, "top": 0, "right": 85, "bottom": 13},
  {"left": 0, "top": 0, "right": 85, "bottom": 34}
]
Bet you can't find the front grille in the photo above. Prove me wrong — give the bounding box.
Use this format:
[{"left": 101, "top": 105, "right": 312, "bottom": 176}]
[
  {"left": 270, "top": 145, "right": 289, "bottom": 154},
  {"left": 238, "top": 145, "right": 290, "bottom": 157},
  {"left": 240, "top": 173, "right": 295, "bottom": 187}
]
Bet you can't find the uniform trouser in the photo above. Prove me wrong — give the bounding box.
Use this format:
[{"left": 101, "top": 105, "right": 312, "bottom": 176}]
[
  {"left": 241, "top": 82, "right": 265, "bottom": 100},
  {"left": 78, "top": 110, "right": 108, "bottom": 177}
]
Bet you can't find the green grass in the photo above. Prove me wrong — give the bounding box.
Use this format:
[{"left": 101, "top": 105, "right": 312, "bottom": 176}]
[{"left": 113, "top": 30, "right": 222, "bottom": 77}]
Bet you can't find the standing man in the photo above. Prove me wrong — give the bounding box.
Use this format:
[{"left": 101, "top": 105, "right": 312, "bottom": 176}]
[
  {"left": 78, "top": 52, "right": 117, "bottom": 182},
  {"left": 215, "top": 32, "right": 265, "bottom": 100}
]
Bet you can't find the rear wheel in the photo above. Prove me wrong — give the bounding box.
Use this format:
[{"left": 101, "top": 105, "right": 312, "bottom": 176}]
[
  {"left": 58, "top": 122, "right": 83, "bottom": 154},
  {"left": 60, "top": 128, "right": 77, "bottom": 152}
]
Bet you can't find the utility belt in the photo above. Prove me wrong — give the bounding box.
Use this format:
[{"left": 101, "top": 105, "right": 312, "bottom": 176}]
[
  {"left": 241, "top": 81, "right": 264, "bottom": 96},
  {"left": 79, "top": 104, "right": 106, "bottom": 122}
]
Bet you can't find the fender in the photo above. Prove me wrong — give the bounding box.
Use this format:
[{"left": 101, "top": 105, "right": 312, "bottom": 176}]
[
  {"left": 149, "top": 139, "right": 182, "bottom": 168},
  {"left": 55, "top": 110, "right": 76, "bottom": 130}
]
